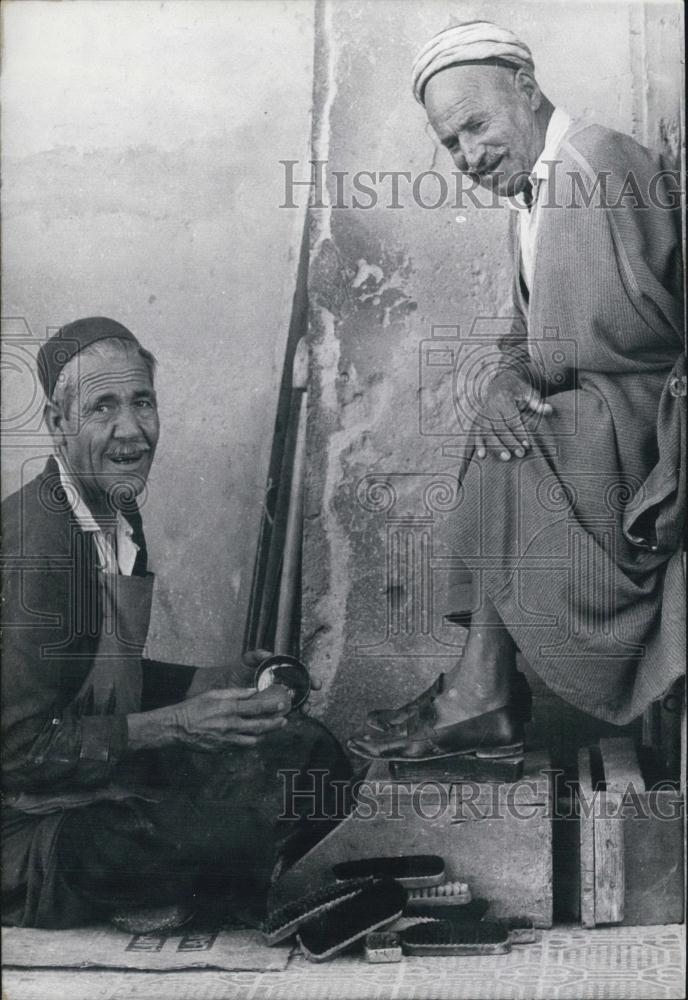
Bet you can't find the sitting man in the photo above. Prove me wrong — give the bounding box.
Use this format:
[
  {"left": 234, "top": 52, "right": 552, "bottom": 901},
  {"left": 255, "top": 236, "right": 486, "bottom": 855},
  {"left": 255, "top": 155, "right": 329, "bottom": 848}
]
[
  {"left": 350, "top": 21, "right": 685, "bottom": 761},
  {"left": 2, "top": 317, "right": 350, "bottom": 929}
]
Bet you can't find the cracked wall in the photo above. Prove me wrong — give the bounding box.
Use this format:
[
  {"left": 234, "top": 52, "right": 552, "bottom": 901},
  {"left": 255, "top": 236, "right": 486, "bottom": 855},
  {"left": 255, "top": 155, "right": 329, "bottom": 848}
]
[{"left": 302, "top": 0, "right": 683, "bottom": 743}]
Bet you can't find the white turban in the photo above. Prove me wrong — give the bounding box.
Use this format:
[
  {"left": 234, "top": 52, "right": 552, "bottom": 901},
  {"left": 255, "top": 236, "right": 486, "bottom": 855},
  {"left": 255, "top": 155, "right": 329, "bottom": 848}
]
[{"left": 411, "top": 19, "right": 534, "bottom": 105}]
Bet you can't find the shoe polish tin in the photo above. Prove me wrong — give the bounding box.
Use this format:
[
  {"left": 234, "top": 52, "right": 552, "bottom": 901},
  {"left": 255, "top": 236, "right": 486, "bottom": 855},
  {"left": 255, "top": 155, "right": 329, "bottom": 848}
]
[{"left": 254, "top": 654, "right": 311, "bottom": 711}]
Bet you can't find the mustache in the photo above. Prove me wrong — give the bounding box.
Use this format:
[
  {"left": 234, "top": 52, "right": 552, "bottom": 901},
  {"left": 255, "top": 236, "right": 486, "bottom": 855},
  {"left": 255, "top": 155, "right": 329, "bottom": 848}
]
[{"left": 468, "top": 154, "right": 505, "bottom": 179}]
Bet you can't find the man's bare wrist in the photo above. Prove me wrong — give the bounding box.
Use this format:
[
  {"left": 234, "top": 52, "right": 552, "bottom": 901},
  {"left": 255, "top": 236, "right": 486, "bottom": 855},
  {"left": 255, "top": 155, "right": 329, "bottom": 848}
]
[{"left": 126, "top": 706, "right": 181, "bottom": 752}]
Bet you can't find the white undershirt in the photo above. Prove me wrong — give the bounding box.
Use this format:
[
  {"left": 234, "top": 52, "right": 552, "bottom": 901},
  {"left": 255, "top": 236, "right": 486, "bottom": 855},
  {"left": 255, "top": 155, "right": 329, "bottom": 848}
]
[
  {"left": 510, "top": 107, "right": 573, "bottom": 290},
  {"left": 55, "top": 455, "right": 139, "bottom": 576}
]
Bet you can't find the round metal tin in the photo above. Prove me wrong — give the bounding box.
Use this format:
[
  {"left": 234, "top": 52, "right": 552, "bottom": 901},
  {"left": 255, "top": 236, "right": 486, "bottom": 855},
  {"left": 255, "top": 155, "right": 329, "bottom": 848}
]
[{"left": 254, "top": 654, "right": 311, "bottom": 711}]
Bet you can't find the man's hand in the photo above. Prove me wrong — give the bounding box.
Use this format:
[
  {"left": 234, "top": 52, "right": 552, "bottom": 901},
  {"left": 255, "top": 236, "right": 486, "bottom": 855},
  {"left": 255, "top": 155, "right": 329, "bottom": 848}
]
[
  {"left": 172, "top": 686, "right": 291, "bottom": 750},
  {"left": 475, "top": 371, "right": 552, "bottom": 460},
  {"left": 184, "top": 649, "right": 275, "bottom": 694},
  {"left": 127, "top": 686, "right": 291, "bottom": 753}
]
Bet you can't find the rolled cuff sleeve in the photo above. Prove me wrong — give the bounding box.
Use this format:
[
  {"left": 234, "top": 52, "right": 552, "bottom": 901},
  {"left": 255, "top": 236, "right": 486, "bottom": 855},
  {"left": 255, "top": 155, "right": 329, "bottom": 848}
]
[{"left": 3, "top": 713, "right": 129, "bottom": 792}]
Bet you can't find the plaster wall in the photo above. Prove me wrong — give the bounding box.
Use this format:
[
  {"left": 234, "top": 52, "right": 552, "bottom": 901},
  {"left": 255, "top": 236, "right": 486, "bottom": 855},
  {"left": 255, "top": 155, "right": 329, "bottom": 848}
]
[
  {"left": 302, "top": 0, "right": 684, "bottom": 742},
  {"left": 1, "top": 0, "right": 315, "bottom": 665}
]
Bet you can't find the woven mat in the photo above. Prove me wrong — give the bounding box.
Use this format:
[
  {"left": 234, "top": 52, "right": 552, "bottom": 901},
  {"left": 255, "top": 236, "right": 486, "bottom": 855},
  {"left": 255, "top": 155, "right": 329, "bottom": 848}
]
[{"left": 2, "top": 924, "right": 685, "bottom": 1000}]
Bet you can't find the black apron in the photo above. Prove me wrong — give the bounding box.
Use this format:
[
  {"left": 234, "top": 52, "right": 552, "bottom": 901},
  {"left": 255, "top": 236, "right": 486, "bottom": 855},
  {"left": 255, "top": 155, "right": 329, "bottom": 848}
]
[{"left": 3, "top": 569, "right": 158, "bottom": 925}]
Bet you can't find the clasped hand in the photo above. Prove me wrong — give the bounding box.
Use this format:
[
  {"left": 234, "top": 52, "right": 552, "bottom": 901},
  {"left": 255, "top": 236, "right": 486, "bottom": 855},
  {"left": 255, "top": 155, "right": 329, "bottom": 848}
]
[{"left": 474, "top": 371, "right": 552, "bottom": 460}]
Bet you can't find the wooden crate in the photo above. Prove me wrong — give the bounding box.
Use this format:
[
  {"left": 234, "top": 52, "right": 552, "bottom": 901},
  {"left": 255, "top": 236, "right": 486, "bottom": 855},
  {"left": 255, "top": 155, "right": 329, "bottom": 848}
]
[
  {"left": 578, "top": 737, "right": 684, "bottom": 927},
  {"left": 273, "top": 750, "right": 553, "bottom": 927}
]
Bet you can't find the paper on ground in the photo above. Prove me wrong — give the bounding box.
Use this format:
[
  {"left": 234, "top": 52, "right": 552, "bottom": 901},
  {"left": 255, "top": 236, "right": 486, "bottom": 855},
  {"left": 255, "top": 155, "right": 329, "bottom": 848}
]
[{"left": 2, "top": 924, "right": 291, "bottom": 971}]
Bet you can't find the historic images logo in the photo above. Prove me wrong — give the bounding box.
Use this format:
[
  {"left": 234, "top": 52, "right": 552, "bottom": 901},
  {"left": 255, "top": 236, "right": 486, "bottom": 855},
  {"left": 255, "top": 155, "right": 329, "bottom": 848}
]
[
  {"left": 354, "top": 471, "right": 468, "bottom": 660},
  {"left": 1, "top": 316, "right": 52, "bottom": 443},
  {"left": 278, "top": 767, "right": 683, "bottom": 824},
  {"left": 417, "top": 320, "right": 578, "bottom": 444},
  {"left": 279, "top": 159, "right": 682, "bottom": 212}
]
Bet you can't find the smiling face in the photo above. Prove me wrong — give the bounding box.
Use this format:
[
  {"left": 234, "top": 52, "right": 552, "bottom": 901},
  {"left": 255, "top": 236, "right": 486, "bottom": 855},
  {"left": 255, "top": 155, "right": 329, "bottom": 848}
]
[
  {"left": 46, "top": 339, "right": 160, "bottom": 516},
  {"left": 423, "top": 62, "right": 544, "bottom": 197}
]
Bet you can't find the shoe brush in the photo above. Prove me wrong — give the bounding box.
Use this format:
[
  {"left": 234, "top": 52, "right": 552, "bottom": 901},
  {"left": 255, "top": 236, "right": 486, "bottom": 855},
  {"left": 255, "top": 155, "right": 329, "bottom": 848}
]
[
  {"left": 297, "top": 880, "right": 407, "bottom": 963},
  {"left": 261, "top": 878, "right": 372, "bottom": 945},
  {"left": 401, "top": 918, "right": 511, "bottom": 956},
  {"left": 333, "top": 854, "right": 444, "bottom": 888}
]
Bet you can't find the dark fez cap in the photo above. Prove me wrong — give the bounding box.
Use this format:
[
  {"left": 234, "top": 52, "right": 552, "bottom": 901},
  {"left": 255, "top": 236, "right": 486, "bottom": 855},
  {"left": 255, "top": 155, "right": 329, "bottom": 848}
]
[{"left": 37, "top": 317, "right": 140, "bottom": 399}]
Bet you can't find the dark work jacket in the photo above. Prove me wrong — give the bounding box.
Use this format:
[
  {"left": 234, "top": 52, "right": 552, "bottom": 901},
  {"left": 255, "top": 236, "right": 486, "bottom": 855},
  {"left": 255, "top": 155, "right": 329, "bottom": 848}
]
[{"left": 1, "top": 456, "right": 196, "bottom": 795}]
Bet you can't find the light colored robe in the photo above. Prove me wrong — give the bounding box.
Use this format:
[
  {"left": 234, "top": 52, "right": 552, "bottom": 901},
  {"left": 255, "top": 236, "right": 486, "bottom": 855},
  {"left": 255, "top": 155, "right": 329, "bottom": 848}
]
[{"left": 451, "top": 122, "right": 685, "bottom": 724}]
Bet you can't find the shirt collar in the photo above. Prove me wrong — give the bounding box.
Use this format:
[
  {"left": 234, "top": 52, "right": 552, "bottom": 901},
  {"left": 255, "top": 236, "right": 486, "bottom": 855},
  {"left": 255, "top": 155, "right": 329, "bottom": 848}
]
[
  {"left": 54, "top": 455, "right": 133, "bottom": 539},
  {"left": 530, "top": 106, "right": 572, "bottom": 183},
  {"left": 510, "top": 106, "right": 572, "bottom": 211}
]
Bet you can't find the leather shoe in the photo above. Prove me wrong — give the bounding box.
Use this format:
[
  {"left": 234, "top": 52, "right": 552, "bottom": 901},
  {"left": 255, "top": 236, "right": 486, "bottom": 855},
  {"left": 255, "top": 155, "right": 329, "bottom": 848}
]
[
  {"left": 366, "top": 674, "right": 445, "bottom": 734},
  {"left": 348, "top": 705, "right": 524, "bottom": 762},
  {"left": 365, "top": 671, "right": 532, "bottom": 734}
]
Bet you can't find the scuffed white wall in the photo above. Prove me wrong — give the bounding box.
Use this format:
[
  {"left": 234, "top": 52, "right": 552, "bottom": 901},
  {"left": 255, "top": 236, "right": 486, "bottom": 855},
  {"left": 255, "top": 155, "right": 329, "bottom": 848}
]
[{"left": 1, "top": 0, "right": 314, "bottom": 665}]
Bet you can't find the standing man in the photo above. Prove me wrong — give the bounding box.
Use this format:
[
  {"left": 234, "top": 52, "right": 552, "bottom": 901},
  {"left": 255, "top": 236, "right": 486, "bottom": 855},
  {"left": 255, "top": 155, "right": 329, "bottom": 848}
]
[
  {"left": 2, "top": 317, "right": 349, "bottom": 928},
  {"left": 350, "top": 21, "right": 684, "bottom": 761}
]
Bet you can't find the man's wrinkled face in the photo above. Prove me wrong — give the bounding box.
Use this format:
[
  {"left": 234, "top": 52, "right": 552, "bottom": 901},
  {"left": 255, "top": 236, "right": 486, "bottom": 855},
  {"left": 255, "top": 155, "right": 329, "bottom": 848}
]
[
  {"left": 51, "top": 343, "right": 159, "bottom": 512},
  {"left": 424, "top": 63, "right": 542, "bottom": 196}
]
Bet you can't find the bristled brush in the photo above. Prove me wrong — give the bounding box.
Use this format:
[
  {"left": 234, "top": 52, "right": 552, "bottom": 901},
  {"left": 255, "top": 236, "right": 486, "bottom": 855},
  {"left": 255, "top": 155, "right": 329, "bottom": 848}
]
[
  {"left": 261, "top": 877, "right": 372, "bottom": 945},
  {"left": 401, "top": 918, "right": 511, "bottom": 956},
  {"left": 406, "top": 880, "right": 471, "bottom": 909},
  {"left": 332, "top": 854, "right": 445, "bottom": 888},
  {"left": 364, "top": 930, "right": 403, "bottom": 963},
  {"left": 297, "top": 880, "right": 407, "bottom": 963},
  {"left": 406, "top": 895, "right": 489, "bottom": 924}
]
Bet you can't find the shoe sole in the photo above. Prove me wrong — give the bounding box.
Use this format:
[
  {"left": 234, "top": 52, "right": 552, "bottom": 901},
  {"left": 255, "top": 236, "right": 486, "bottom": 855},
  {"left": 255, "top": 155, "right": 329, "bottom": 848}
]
[{"left": 348, "top": 740, "right": 524, "bottom": 763}]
